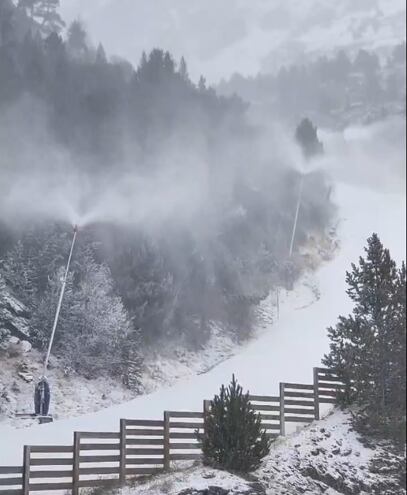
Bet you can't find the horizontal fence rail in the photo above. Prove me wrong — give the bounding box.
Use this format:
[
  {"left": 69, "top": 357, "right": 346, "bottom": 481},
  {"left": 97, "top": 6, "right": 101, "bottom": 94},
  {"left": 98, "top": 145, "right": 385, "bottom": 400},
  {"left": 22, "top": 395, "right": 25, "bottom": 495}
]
[{"left": 0, "top": 367, "right": 343, "bottom": 495}]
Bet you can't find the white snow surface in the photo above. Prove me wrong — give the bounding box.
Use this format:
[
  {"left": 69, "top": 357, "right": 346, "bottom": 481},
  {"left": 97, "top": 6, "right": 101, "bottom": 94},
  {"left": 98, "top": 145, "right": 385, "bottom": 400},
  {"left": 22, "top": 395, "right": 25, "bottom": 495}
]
[{"left": 0, "top": 121, "right": 405, "bottom": 464}]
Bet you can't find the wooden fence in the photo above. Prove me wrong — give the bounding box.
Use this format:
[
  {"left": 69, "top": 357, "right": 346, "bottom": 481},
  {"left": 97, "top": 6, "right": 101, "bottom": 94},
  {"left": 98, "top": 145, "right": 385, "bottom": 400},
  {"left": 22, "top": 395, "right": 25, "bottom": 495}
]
[{"left": 0, "top": 367, "right": 344, "bottom": 495}]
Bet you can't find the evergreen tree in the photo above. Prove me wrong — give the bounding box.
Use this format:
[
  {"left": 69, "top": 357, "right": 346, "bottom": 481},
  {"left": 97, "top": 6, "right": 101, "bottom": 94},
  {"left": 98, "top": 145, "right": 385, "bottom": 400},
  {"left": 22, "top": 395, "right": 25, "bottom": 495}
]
[
  {"left": 1, "top": 240, "right": 36, "bottom": 307},
  {"left": 17, "top": 0, "right": 38, "bottom": 18},
  {"left": 179, "top": 56, "right": 189, "bottom": 81},
  {"left": 201, "top": 375, "right": 271, "bottom": 472},
  {"left": 323, "top": 234, "right": 406, "bottom": 439},
  {"left": 95, "top": 43, "right": 107, "bottom": 65},
  {"left": 0, "top": 273, "right": 10, "bottom": 347},
  {"left": 66, "top": 19, "right": 87, "bottom": 58},
  {"left": 295, "top": 118, "right": 323, "bottom": 159},
  {"left": 34, "top": 0, "right": 65, "bottom": 36},
  {"left": 198, "top": 75, "right": 206, "bottom": 92}
]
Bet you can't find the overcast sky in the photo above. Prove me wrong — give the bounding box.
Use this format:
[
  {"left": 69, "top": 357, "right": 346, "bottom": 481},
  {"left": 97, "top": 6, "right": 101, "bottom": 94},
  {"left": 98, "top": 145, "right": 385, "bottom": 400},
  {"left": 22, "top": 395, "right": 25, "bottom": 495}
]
[{"left": 60, "top": 0, "right": 405, "bottom": 83}]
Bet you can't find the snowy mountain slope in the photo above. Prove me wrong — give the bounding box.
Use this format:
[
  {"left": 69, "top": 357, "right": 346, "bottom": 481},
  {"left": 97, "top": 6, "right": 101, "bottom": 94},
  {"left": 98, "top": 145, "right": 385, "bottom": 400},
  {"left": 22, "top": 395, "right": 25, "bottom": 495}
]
[
  {"left": 109, "top": 409, "right": 405, "bottom": 494},
  {"left": 60, "top": 0, "right": 406, "bottom": 82},
  {"left": 0, "top": 116, "right": 405, "bottom": 464}
]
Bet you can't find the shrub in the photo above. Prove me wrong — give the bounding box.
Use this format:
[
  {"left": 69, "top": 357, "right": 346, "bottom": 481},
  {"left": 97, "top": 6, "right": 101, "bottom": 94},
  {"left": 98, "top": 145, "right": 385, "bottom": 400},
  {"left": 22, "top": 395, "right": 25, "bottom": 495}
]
[{"left": 200, "top": 375, "right": 271, "bottom": 472}]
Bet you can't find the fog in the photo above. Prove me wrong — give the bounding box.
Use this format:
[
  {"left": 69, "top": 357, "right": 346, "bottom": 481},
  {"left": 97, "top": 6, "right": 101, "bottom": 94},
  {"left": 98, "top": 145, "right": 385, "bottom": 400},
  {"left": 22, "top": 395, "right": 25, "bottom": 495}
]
[
  {"left": 0, "top": 0, "right": 405, "bottom": 355},
  {"left": 60, "top": 0, "right": 405, "bottom": 82}
]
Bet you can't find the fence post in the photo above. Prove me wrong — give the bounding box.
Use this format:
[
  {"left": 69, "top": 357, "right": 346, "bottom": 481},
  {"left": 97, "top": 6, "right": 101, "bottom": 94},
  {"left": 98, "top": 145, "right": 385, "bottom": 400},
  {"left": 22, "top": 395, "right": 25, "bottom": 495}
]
[
  {"left": 22, "top": 446, "right": 30, "bottom": 495},
  {"left": 119, "top": 419, "right": 126, "bottom": 484},
  {"left": 163, "top": 411, "right": 170, "bottom": 471},
  {"left": 279, "top": 383, "right": 285, "bottom": 437},
  {"left": 313, "top": 368, "right": 320, "bottom": 420},
  {"left": 72, "top": 432, "right": 80, "bottom": 495},
  {"left": 203, "top": 400, "right": 211, "bottom": 436}
]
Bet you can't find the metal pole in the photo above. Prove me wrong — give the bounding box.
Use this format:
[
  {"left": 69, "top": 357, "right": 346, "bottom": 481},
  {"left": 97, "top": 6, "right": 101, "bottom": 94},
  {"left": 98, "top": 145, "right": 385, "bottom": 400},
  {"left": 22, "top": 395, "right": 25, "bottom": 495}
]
[
  {"left": 289, "top": 174, "right": 304, "bottom": 258},
  {"left": 42, "top": 226, "right": 78, "bottom": 375}
]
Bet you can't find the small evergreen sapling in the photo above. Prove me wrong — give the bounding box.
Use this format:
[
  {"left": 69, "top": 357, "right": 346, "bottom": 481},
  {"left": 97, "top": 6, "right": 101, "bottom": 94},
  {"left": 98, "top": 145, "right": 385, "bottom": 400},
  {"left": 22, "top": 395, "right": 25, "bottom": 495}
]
[{"left": 200, "top": 375, "right": 271, "bottom": 472}]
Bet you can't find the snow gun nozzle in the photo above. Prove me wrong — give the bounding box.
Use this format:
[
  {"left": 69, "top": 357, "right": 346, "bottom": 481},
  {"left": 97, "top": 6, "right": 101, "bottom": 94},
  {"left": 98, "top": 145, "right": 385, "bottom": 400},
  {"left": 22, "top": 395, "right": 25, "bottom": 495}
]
[{"left": 73, "top": 224, "right": 78, "bottom": 233}]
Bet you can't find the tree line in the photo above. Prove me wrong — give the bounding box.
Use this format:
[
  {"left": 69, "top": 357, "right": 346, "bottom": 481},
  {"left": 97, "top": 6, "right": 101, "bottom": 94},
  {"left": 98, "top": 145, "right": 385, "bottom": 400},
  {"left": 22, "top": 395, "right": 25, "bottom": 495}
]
[{"left": 0, "top": 1, "right": 334, "bottom": 387}]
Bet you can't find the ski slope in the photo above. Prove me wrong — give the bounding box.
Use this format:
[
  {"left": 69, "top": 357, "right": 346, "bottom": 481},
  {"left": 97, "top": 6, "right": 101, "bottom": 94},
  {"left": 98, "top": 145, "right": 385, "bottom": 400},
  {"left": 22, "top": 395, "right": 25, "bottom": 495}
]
[{"left": 0, "top": 132, "right": 405, "bottom": 464}]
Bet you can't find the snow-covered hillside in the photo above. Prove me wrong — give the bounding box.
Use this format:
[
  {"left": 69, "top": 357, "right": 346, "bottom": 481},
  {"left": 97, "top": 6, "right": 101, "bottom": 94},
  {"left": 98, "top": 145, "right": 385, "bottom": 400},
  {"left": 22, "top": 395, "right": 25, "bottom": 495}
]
[
  {"left": 0, "top": 115, "right": 405, "bottom": 464},
  {"left": 109, "top": 409, "right": 405, "bottom": 494},
  {"left": 60, "top": 0, "right": 406, "bottom": 82}
]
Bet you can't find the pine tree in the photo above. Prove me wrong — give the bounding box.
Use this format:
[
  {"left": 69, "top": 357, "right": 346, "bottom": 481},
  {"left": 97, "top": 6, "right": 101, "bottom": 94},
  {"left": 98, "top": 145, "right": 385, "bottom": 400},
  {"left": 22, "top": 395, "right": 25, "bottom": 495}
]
[
  {"left": 323, "top": 234, "right": 406, "bottom": 438},
  {"left": 201, "top": 375, "right": 271, "bottom": 472},
  {"left": 17, "top": 0, "right": 38, "bottom": 19},
  {"left": 1, "top": 240, "right": 36, "bottom": 308},
  {"left": 179, "top": 56, "right": 189, "bottom": 81},
  {"left": 66, "top": 20, "right": 88, "bottom": 58},
  {"left": 295, "top": 118, "right": 323, "bottom": 159},
  {"left": 34, "top": 0, "right": 65, "bottom": 36},
  {"left": 198, "top": 75, "right": 207, "bottom": 93},
  {"left": 95, "top": 43, "right": 107, "bottom": 65},
  {"left": 0, "top": 273, "right": 10, "bottom": 347}
]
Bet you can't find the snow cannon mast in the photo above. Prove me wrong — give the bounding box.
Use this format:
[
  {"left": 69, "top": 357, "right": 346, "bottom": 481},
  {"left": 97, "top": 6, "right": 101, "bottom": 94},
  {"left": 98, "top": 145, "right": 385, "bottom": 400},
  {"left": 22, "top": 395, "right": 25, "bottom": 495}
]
[{"left": 42, "top": 225, "right": 78, "bottom": 375}]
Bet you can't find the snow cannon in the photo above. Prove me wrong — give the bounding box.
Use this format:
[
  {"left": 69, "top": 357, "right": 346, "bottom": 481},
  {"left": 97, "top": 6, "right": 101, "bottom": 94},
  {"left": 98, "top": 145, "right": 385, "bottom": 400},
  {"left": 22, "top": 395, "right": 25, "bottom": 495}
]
[{"left": 33, "top": 225, "right": 78, "bottom": 423}]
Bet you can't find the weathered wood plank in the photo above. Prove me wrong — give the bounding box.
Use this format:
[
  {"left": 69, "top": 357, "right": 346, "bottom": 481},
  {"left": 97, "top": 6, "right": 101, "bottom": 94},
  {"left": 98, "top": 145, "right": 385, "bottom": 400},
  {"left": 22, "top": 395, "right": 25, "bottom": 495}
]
[
  {"left": 317, "top": 374, "right": 340, "bottom": 382},
  {"left": 79, "top": 467, "right": 120, "bottom": 476},
  {"left": 169, "top": 433, "right": 198, "bottom": 439},
  {"left": 318, "top": 390, "right": 337, "bottom": 397},
  {"left": 285, "top": 416, "right": 314, "bottom": 423},
  {"left": 169, "top": 422, "right": 203, "bottom": 429},
  {"left": 258, "top": 413, "right": 280, "bottom": 421},
  {"left": 249, "top": 395, "right": 280, "bottom": 403},
  {"left": 72, "top": 431, "right": 80, "bottom": 495},
  {"left": 284, "top": 391, "right": 315, "bottom": 399},
  {"left": 319, "top": 398, "right": 337, "bottom": 404},
  {"left": 29, "top": 459, "right": 73, "bottom": 467},
  {"left": 28, "top": 483, "right": 73, "bottom": 491},
  {"left": 284, "top": 408, "right": 315, "bottom": 415},
  {"left": 0, "top": 468, "right": 22, "bottom": 475},
  {"left": 284, "top": 400, "right": 315, "bottom": 407},
  {"left": 167, "top": 412, "right": 204, "bottom": 419},
  {"left": 169, "top": 454, "right": 202, "bottom": 461},
  {"left": 119, "top": 418, "right": 126, "bottom": 484},
  {"left": 318, "top": 382, "right": 345, "bottom": 390},
  {"left": 251, "top": 404, "right": 280, "bottom": 412},
  {"left": 125, "top": 467, "right": 163, "bottom": 476},
  {"left": 29, "top": 446, "right": 73, "bottom": 454},
  {"left": 0, "top": 489, "right": 23, "bottom": 495},
  {"left": 126, "top": 438, "right": 164, "bottom": 446},
  {"left": 126, "top": 458, "right": 164, "bottom": 465},
  {"left": 125, "top": 448, "right": 164, "bottom": 456},
  {"left": 125, "top": 429, "right": 164, "bottom": 436},
  {"left": 163, "top": 411, "right": 170, "bottom": 471},
  {"left": 124, "top": 420, "right": 164, "bottom": 427},
  {"left": 0, "top": 479, "right": 22, "bottom": 487},
  {"left": 22, "top": 446, "right": 30, "bottom": 495},
  {"left": 78, "top": 432, "right": 120, "bottom": 439},
  {"left": 80, "top": 443, "right": 120, "bottom": 451},
  {"left": 169, "top": 443, "right": 202, "bottom": 450},
  {"left": 29, "top": 471, "right": 72, "bottom": 479},
  {"left": 283, "top": 383, "right": 314, "bottom": 390},
  {"left": 78, "top": 455, "right": 120, "bottom": 463}
]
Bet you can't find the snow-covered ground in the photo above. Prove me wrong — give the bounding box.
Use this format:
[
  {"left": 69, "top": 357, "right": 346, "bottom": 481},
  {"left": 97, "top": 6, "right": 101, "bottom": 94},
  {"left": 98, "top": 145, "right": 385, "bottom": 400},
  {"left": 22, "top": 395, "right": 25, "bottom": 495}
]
[
  {"left": 0, "top": 188, "right": 404, "bottom": 461},
  {"left": 113, "top": 409, "right": 405, "bottom": 494},
  {"left": 0, "top": 118, "right": 405, "bottom": 465}
]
